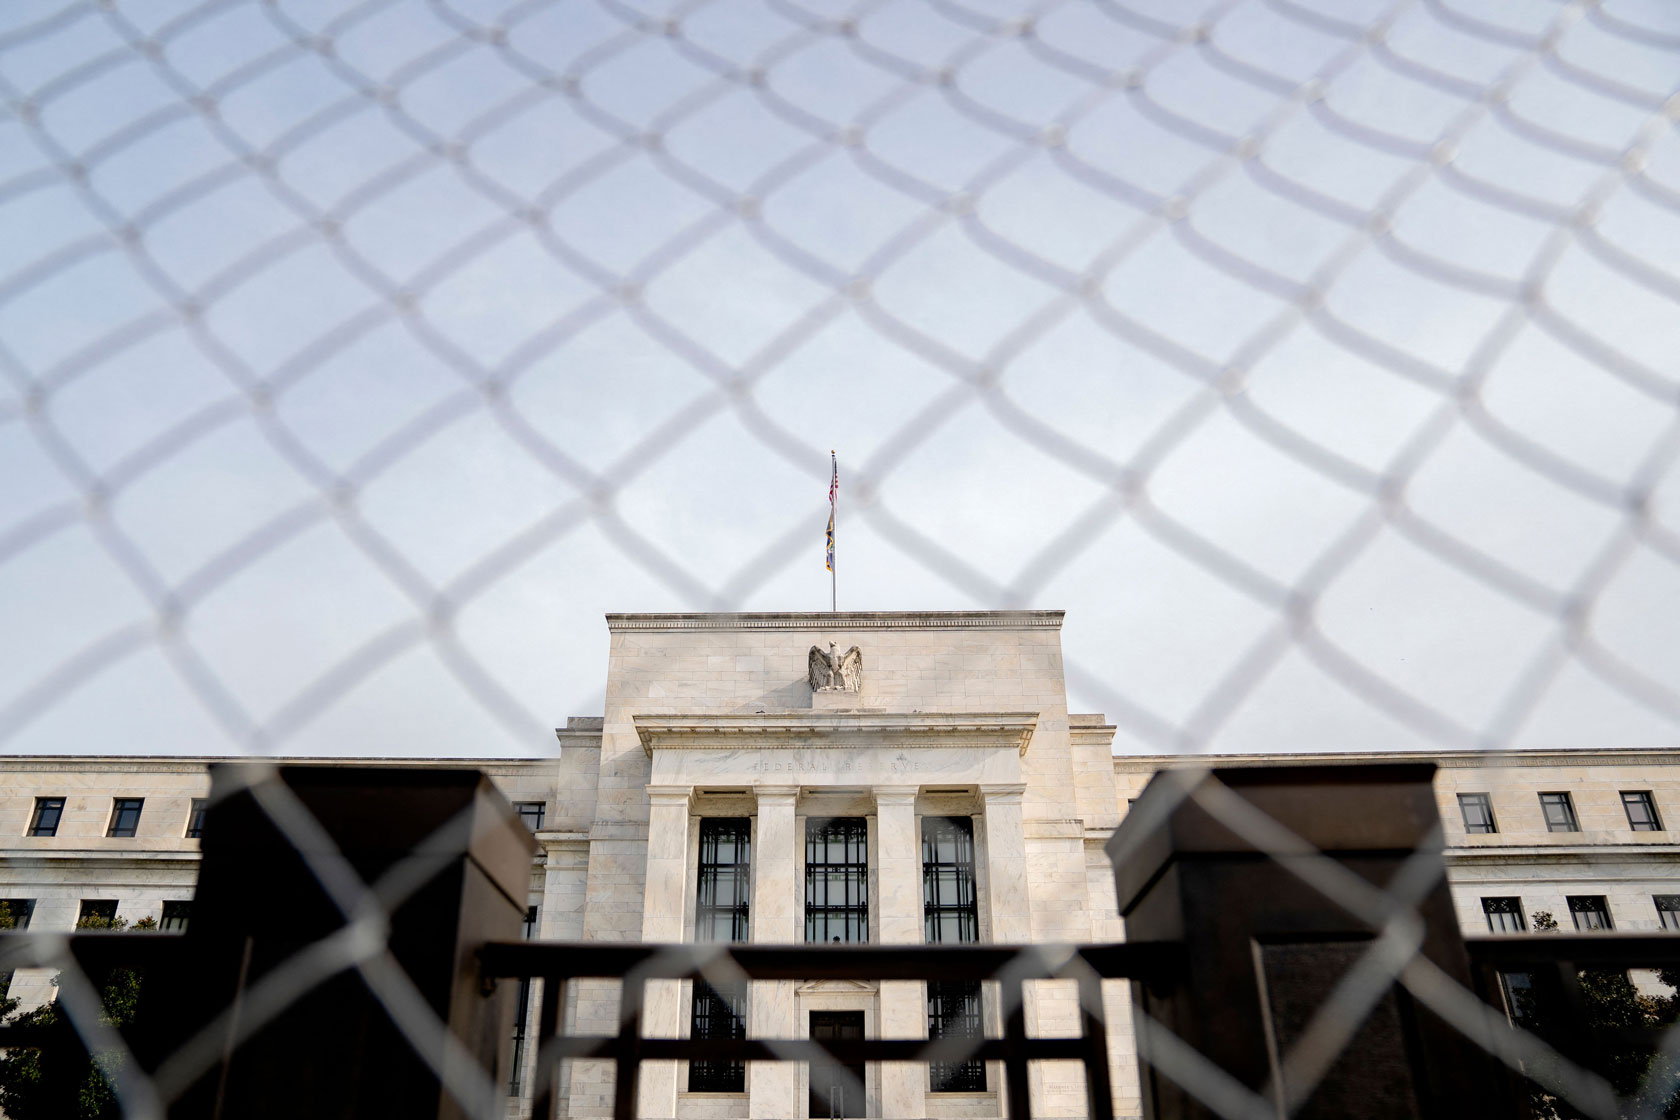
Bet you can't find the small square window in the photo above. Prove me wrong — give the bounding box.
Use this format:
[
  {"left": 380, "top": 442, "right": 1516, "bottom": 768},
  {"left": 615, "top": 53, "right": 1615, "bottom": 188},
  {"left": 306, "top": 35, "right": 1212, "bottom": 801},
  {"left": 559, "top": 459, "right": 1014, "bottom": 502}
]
[
  {"left": 1622, "top": 791, "right": 1663, "bottom": 832},
  {"left": 78, "top": 899, "right": 118, "bottom": 928},
  {"left": 28, "top": 797, "right": 64, "bottom": 837},
  {"left": 514, "top": 801, "right": 545, "bottom": 834},
  {"left": 186, "top": 799, "right": 207, "bottom": 839},
  {"left": 107, "top": 798, "right": 144, "bottom": 838},
  {"left": 1539, "top": 792, "right": 1579, "bottom": 833},
  {"left": 1482, "top": 897, "right": 1526, "bottom": 933},
  {"left": 1458, "top": 793, "right": 1497, "bottom": 834},
  {"left": 1655, "top": 896, "right": 1680, "bottom": 931},
  {"left": 1568, "top": 895, "right": 1613, "bottom": 931},
  {"left": 160, "top": 901, "right": 191, "bottom": 932}
]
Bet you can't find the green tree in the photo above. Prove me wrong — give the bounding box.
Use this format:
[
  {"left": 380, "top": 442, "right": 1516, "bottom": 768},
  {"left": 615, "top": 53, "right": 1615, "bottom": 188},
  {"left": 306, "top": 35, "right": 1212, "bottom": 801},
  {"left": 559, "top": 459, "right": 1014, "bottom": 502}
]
[
  {"left": 0, "top": 902, "right": 21, "bottom": 1026},
  {"left": 0, "top": 911, "right": 157, "bottom": 1120}
]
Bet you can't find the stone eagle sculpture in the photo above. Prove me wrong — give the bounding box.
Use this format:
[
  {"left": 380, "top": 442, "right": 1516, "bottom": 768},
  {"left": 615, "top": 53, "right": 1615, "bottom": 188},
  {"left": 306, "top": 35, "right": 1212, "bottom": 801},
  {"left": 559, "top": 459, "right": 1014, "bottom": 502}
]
[{"left": 808, "top": 642, "right": 862, "bottom": 692}]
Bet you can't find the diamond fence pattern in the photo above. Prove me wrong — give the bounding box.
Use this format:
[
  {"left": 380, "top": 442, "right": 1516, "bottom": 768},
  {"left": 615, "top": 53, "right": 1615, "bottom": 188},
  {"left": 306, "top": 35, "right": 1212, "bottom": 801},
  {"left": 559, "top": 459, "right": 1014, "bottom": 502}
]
[{"left": 1, "top": 0, "right": 1680, "bottom": 1117}]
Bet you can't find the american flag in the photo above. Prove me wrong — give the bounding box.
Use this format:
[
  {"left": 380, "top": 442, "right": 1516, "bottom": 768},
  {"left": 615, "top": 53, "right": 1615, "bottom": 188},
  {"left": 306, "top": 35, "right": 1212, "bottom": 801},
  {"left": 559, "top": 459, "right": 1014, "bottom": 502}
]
[{"left": 826, "top": 452, "right": 836, "bottom": 573}]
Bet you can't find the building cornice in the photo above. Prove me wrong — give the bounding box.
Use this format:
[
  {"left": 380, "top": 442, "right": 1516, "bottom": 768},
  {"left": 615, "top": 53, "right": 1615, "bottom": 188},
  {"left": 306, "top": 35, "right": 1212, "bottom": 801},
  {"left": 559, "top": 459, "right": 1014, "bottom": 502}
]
[
  {"left": 605, "top": 611, "right": 1063, "bottom": 633},
  {"left": 1113, "top": 748, "right": 1680, "bottom": 770},
  {"left": 0, "top": 755, "right": 559, "bottom": 771},
  {"left": 632, "top": 711, "right": 1038, "bottom": 758},
  {"left": 0, "top": 851, "right": 203, "bottom": 869},
  {"left": 1445, "top": 844, "right": 1680, "bottom": 862}
]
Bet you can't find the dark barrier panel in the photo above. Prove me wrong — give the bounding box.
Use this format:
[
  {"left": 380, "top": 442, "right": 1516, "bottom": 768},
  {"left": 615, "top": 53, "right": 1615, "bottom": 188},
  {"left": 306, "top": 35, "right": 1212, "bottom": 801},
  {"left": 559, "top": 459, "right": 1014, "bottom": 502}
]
[
  {"left": 1108, "top": 763, "right": 1517, "bottom": 1120},
  {"left": 151, "top": 765, "right": 537, "bottom": 1120}
]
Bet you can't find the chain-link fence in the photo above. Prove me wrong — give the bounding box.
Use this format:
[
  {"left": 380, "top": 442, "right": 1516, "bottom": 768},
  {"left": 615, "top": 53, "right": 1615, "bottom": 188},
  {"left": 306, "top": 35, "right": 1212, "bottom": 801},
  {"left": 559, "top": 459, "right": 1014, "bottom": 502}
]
[
  {"left": 3, "top": 0, "right": 1680, "bottom": 1118},
  {"left": 2, "top": 0, "right": 1680, "bottom": 758}
]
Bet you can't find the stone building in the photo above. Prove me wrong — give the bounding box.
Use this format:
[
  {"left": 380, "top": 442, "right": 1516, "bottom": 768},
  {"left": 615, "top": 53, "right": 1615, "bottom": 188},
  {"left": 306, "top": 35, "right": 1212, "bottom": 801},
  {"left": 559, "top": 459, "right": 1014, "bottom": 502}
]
[{"left": 3, "top": 610, "right": 1680, "bottom": 1119}]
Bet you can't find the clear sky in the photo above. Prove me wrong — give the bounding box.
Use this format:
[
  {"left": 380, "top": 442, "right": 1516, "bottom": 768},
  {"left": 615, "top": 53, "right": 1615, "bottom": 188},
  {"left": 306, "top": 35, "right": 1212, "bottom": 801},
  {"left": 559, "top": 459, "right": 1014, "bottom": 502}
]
[{"left": 2, "top": 0, "right": 1680, "bottom": 758}]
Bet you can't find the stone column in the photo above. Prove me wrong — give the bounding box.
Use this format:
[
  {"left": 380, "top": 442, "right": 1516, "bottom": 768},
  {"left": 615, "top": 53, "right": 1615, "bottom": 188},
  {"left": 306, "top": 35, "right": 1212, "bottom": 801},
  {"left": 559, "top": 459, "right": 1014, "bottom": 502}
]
[
  {"left": 982, "top": 783, "right": 1037, "bottom": 1115},
  {"left": 874, "top": 786, "right": 925, "bottom": 1120},
  {"left": 750, "top": 786, "right": 800, "bottom": 1120},
  {"left": 639, "top": 786, "right": 692, "bottom": 1118},
  {"left": 979, "top": 784, "right": 1030, "bottom": 942},
  {"left": 541, "top": 836, "right": 590, "bottom": 1113}
]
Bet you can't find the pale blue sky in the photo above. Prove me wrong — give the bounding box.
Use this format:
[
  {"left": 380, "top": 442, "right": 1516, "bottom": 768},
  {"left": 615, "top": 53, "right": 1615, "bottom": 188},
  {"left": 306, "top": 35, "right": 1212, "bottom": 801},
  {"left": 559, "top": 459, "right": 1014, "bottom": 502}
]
[{"left": 3, "top": 0, "right": 1680, "bottom": 758}]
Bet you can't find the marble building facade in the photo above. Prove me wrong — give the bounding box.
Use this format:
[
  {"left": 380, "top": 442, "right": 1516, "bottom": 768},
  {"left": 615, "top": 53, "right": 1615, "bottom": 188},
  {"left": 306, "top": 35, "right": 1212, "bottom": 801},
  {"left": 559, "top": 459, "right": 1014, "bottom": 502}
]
[{"left": 3, "top": 610, "right": 1680, "bottom": 1119}]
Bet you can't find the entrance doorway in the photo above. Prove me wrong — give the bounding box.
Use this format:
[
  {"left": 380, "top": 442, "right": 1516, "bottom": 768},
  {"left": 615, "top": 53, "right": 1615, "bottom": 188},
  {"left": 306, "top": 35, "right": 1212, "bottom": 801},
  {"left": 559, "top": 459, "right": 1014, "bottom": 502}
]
[{"left": 808, "top": 1011, "right": 865, "bottom": 1118}]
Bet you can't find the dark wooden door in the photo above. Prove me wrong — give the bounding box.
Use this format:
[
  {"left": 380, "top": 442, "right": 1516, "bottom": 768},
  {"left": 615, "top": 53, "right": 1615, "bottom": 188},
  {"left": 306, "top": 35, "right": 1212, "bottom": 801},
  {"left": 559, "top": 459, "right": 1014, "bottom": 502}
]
[{"left": 808, "top": 1011, "right": 866, "bottom": 1118}]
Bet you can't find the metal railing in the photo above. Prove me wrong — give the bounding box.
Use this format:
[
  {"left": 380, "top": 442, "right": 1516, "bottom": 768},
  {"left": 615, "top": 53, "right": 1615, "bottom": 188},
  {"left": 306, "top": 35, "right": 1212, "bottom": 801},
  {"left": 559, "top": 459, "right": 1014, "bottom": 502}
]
[
  {"left": 479, "top": 940, "right": 1180, "bottom": 1120},
  {"left": 1468, "top": 934, "right": 1680, "bottom": 1120}
]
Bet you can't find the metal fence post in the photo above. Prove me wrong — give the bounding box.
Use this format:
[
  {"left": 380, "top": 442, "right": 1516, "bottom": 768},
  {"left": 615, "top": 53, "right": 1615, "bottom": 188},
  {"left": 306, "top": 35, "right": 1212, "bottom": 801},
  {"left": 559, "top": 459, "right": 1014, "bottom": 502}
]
[
  {"left": 151, "top": 765, "right": 536, "bottom": 1120},
  {"left": 1108, "top": 763, "right": 1517, "bottom": 1120}
]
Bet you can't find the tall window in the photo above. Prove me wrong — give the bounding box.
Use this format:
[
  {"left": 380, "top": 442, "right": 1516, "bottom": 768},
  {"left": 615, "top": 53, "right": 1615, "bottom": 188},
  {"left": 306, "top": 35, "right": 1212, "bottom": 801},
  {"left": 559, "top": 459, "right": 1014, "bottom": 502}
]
[
  {"left": 1539, "top": 792, "right": 1580, "bottom": 833},
  {"left": 1568, "top": 896, "right": 1612, "bottom": 931},
  {"left": 1622, "top": 791, "right": 1663, "bottom": 832},
  {"left": 186, "top": 799, "right": 207, "bottom": 839},
  {"left": 514, "top": 802, "right": 546, "bottom": 834},
  {"left": 1657, "top": 896, "right": 1680, "bottom": 931},
  {"left": 1458, "top": 793, "right": 1497, "bottom": 834},
  {"left": 509, "top": 905, "right": 539, "bottom": 1095},
  {"left": 695, "top": 819, "right": 751, "bottom": 942},
  {"left": 160, "top": 902, "right": 191, "bottom": 932},
  {"left": 807, "top": 818, "right": 868, "bottom": 944},
  {"left": 922, "top": 817, "right": 983, "bottom": 1092},
  {"left": 923, "top": 817, "right": 979, "bottom": 945},
  {"left": 1482, "top": 897, "right": 1526, "bottom": 933},
  {"left": 108, "top": 798, "right": 144, "bottom": 838},
  {"left": 690, "top": 819, "right": 750, "bottom": 1092},
  {"left": 28, "top": 797, "right": 64, "bottom": 837}
]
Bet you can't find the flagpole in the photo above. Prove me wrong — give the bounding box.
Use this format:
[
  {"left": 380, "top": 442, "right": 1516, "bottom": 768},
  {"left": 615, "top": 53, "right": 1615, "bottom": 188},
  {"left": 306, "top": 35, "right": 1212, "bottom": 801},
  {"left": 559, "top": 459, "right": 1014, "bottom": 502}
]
[{"left": 830, "top": 451, "right": 837, "bottom": 612}]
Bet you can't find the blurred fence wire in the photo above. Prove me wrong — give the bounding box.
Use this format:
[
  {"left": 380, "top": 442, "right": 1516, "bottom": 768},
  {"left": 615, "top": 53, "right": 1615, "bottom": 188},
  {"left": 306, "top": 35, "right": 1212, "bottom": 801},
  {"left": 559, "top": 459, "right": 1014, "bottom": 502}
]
[
  {"left": 3, "top": 2, "right": 1680, "bottom": 1117},
  {"left": 1, "top": 0, "right": 1680, "bottom": 756},
  {"left": 3, "top": 0, "right": 1680, "bottom": 759}
]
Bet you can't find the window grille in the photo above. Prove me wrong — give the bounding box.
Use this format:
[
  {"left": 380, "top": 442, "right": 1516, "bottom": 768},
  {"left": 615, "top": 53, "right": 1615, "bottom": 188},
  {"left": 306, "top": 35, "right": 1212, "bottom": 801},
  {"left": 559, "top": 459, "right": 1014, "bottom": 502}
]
[
  {"left": 160, "top": 901, "right": 191, "bottom": 932},
  {"left": 1458, "top": 794, "right": 1497, "bottom": 835},
  {"left": 1482, "top": 897, "right": 1526, "bottom": 933},
  {"left": 806, "top": 818, "right": 868, "bottom": 944},
  {"left": 1568, "top": 896, "right": 1613, "bottom": 931},
  {"left": 922, "top": 816, "right": 983, "bottom": 1091},
  {"left": 691, "top": 818, "right": 750, "bottom": 1091},
  {"left": 1540, "top": 793, "right": 1580, "bottom": 833},
  {"left": 1656, "top": 896, "right": 1680, "bottom": 931},
  {"left": 927, "top": 980, "right": 986, "bottom": 1092},
  {"left": 688, "top": 980, "right": 748, "bottom": 1092},
  {"left": 695, "top": 819, "right": 751, "bottom": 942},
  {"left": 922, "top": 817, "right": 979, "bottom": 946}
]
